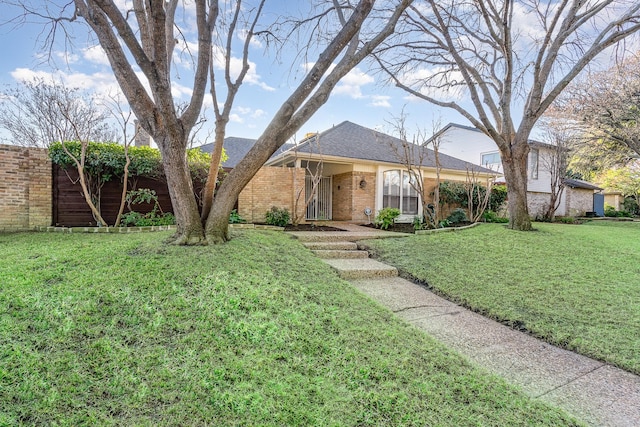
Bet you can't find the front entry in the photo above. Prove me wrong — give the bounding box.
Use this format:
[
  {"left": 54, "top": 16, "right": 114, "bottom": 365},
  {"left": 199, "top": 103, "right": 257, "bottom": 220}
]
[{"left": 306, "top": 176, "right": 332, "bottom": 220}]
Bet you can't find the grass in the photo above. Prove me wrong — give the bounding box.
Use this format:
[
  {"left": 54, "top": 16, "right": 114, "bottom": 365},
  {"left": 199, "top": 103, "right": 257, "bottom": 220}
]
[
  {"left": 0, "top": 230, "right": 580, "bottom": 426},
  {"left": 362, "top": 220, "right": 640, "bottom": 375}
]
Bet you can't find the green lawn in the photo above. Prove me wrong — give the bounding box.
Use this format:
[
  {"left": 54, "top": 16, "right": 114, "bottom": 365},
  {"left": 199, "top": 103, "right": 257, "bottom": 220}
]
[
  {"left": 0, "top": 230, "right": 580, "bottom": 426},
  {"left": 362, "top": 220, "right": 640, "bottom": 375}
]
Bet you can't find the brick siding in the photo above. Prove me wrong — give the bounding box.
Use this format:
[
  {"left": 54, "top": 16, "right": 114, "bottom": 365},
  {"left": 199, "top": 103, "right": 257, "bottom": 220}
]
[
  {"left": 0, "top": 144, "right": 52, "bottom": 231},
  {"left": 331, "top": 171, "right": 375, "bottom": 222},
  {"left": 237, "top": 167, "right": 305, "bottom": 223},
  {"left": 565, "top": 187, "right": 593, "bottom": 217}
]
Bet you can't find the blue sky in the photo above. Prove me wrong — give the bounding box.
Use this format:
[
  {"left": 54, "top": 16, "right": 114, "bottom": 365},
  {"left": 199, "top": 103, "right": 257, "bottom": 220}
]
[{"left": 0, "top": 2, "right": 467, "bottom": 146}]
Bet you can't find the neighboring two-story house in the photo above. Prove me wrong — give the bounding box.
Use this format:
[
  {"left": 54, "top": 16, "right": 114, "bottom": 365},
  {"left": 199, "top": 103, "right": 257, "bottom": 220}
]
[{"left": 435, "top": 123, "right": 603, "bottom": 217}]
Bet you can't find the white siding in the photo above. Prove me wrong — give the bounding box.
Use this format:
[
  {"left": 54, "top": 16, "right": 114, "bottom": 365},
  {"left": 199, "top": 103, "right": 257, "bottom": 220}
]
[
  {"left": 438, "top": 127, "right": 503, "bottom": 173},
  {"left": 527, "top": 147, "right": 552, "bottom": 194}
]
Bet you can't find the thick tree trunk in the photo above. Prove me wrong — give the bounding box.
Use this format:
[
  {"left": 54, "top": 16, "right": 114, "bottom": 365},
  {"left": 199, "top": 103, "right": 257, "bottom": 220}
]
[
  {"left": 157, "top": 134, "right": 206, "bottom": 244},
  {"left": 200, "top": 125, "right": 226, "bottom": 222},
  {"left": 501, "top": 143, "right": 533, "bottom": 231},
  {"left": 204, "top": 129, "right": 283, "bottom": 243}
]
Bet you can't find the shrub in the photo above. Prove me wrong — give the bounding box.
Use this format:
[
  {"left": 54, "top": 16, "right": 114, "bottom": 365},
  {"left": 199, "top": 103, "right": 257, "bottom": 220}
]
[
  {"left": 447, "top": 208, "right": 468, "bottom": 224},
  {"left": 489, "top": 185, "right": 508, "bottom": 212},
  {"left": 556, "top": 216, "right": 583, "bottom": 225},
  {"left": 121, "top": 188, "right": 176, "bottom": 227},
  {"left": 482, "top": 210, "right": 509, "bottom": 223},
  {"left": 412, "top": 215, "right": 424, "bottom": 231},
  {"left": 604, "top": 204, "right": 632, "bottom": 218},
  {"left": 438, "top": 219, "right": 452, "bottom": 228},
  {"left": 437, "top": 181, "right": 507, "bottom": 213},
  {"left": 375, "top": 207, "right": 400, "bottom": 230},
  {"left": 229, "top": 209, "right": 246, "bottom": 224},
  {"left": 622, "top": 197, "right": 640, "bottom": 216},
  {"left": 265, "top": 206, "right": 290, "bottom": 226},
  {"left": 121, "top": 211, "right": 175, "bottom": 227}
]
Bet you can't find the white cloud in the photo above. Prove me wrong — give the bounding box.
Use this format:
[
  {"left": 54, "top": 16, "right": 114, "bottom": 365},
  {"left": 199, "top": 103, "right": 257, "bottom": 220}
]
[
  {"left": 54, "top": 50, "right": 79, "bottom": 65},
  {"left": 171, "top": 81, "right": 193, "bottom": 98},
  {"left": 83, "top": 45, "right": 110, "bottom": 66},
  {"left": 232, "top": 106, "right": 267, "bottom": 122},
  {"left": 10, "top": 68, "right": 119, "bottom": 93},
  {"left": 334, "top": 68, "right": 374, "bottom": 99},
  {"left": 237, "top": 29, "right": 263, "bottom": 49},
  {"left": 211, "top": 45, "right": 275, "bottom": 91},
  {"left": 251, "top": 109, "right": 266, "bottom": 119},
  {"left": 369, "top": 95, "right": 391, "bottom": 108},
  {"left": 399, "top": 67, "right": 466, "bottom": 101},
  {"left": 229, "top": 113, "right": 243, "bottom": 123}
]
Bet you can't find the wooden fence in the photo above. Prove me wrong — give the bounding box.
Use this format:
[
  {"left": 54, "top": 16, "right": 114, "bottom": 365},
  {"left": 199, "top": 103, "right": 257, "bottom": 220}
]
[{"left": 52, "top": 165, "right": 205, "bottom": 227}]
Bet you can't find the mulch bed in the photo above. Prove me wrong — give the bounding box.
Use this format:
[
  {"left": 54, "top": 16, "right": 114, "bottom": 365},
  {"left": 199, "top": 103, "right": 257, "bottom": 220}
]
[
  {"left": 361, "top": 223, "right": 416, "bottom": 234},
  {"left": 283, "top": 224, "right": 347, "bottom": 232},
  {"left": 362, "top": 221, "right": 475, "bottom": 234}
]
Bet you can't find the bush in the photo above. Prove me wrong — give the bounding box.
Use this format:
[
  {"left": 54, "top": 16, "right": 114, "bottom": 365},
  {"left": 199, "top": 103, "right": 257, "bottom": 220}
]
[
  {"left": 265, "top": 206, "right": 290, "bottom": 226},
  {"left": 412, "top": 215, "right": 424, "bottom": 231},
  {"left": 437, "top": 181, "right": 507, "bottom": 213},
  {"left": 555, "top": 216, "right": 583, "bottom": 225},
  {"left": 489, "top": 185, "right": 508, "bottom": 212},
  {"left": 121, "top": 211, "right": 175, "bottom": 227},
  {"left": 604, "top": 204, "right": 632, "bottom": 218},
  {"left": 375, "top": 207, "right": 400, "bottom": 230},
  {"left": 121, "top": 188, "right": 176, "bottom": 227},
  {"left": 447, "top": 208, "right": 468, "bottom": 224},
  {"left": 229, "top": 209, "right": 246, "bottom": 224},
  {"left": 482, "top": 210, "right": 509, "bottom": 223}
]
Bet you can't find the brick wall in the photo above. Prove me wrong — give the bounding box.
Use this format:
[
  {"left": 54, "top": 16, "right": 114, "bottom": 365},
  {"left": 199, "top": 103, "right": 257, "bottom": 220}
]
[
  {"left": 566, "top": 187, "right": 593, "bottom": 217},
  {"left": 351, "top": 172, "right": 376, "bottom": 222},
  {"left": 331, "top": 171, "right": 375, "bottom": 222},
  {"left": 332, "top": 172, "right": 353, "bottom": 220},
  {"left": 237, "top": 166, "right": 305, "bottom": 223},
  {"left": 527, "top": 191, "right": 550, "bottom": 219},
  {"left": 0, "top": 144, "right": 52, "bottom": 231}
]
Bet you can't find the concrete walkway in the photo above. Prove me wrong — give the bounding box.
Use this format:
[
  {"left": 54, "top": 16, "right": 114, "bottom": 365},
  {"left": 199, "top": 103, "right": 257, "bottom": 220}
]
[{"left": 287, "top": 223, "right": 640, "bottom": 427}]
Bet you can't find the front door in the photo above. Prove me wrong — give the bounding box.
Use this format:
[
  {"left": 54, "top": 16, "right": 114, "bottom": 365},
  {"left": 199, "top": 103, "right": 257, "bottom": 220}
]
[{"left": 306, "top": 176, "right": 332, "bottom": 220}]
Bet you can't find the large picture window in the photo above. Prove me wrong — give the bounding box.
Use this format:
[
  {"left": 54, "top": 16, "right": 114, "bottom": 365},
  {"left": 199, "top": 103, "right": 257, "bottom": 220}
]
[{"left": 383, "top": 170, "right": 418, "bottom": 215}]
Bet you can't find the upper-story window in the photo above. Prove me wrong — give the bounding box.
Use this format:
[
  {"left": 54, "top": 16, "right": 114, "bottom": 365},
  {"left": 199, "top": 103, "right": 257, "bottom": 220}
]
[
  {"left": 481, "top": 151, "right": 501, "bottom": 167},
  {"left": 529, "top": 148, "right": 539, "bottom": 179},
  {"left": 383, "top": 170, "right": 418, "bottom": 215}
]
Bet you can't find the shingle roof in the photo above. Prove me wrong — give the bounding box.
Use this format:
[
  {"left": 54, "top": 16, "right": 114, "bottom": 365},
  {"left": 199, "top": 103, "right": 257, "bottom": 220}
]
[
  {"left": 564, "top": 178, "right": 602, "bottom": 190},
  {"left": 198, "top": 137, "right": 292, "bottom": 168},
  {"left": 273, "top": 121, "right": 493, "bottom": 173}
]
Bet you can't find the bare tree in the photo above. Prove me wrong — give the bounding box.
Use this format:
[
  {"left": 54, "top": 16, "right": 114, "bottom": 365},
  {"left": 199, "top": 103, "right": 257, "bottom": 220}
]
[
  {"left": 559, "top": 53, "right": 640, "bottom": 158},
  {"left": 200, "top": 0, "right": 268, "bottom": 223},
  {"left": 375, "top": 0, "right": 640, "bottom": 231},
  {"left": 538, "top": 118, "right": 573, "bottom": 221},
  {"left": 203, "top": 0, "right": 414, "bottom": 243},
  {"left": 10, "top": 0, "right": 412, "bottom": 244},
  {"left": 464, "top": 166, "right": 494, "bottom": 223},
  {"left": 382, "top": 113, "right": 443, "bottom": 228},
  {"left": 54, "top": 96, "right": 112, "bottom": 227},
  {"left": 0, "top": 79, "right": 114, "bottom": 147},
  {"left": 290, "top": 134, "right": 325, "bottom": 227},
  {"left": 102, "top": 92, "right": 137, "bottom": 227}
]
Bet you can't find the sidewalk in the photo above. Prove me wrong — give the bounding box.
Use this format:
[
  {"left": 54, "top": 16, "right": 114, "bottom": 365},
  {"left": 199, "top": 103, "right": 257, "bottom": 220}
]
[{"left": 288, "top": 223, "right": 640, "bottom": 427}]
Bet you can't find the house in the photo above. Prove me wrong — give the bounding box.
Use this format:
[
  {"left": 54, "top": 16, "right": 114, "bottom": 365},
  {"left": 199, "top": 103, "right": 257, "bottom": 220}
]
[
  {"left": 212, "top": 121, "right": 494, "bottom": 224},
  {"left": 435, "top": 123, "right": 603, "bottom": 217},
  {"left": 198, "top": 137, "right": 293, "bottom": 168}
]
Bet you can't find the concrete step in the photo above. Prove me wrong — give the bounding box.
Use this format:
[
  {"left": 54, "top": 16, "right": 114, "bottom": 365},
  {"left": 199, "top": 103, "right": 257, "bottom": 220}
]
[
  {"left": 303, "top": 241, "right": 358, "bottom": 251},
  {"left": 291, "top": 231, "right": 403, "bottom": 242},
  {"left": 312, "top": 249, "right": 369, "bottom": 259},
  {"left": 322, "top": 258, "right": 398, "bottom": 280}
]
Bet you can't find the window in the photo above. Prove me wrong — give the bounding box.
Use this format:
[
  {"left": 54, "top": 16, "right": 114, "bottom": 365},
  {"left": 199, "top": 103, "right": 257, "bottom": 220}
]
[
  {"left": 383, "top": 170, "right": 418, "bottom": 215},
  {"left": 529, "top": 148, "right": 539, "bottom": 179},
  {"left": 481, "top": 151, "right": 501, "bottom": 166}
]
